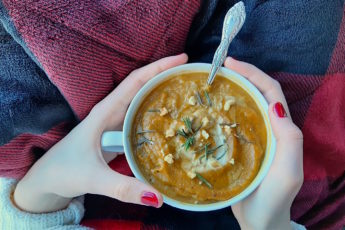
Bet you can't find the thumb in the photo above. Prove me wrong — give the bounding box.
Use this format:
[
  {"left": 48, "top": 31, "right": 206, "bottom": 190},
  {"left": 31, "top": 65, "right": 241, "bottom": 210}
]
[{"left": 91, "top": 168, "right": 163, "bottom": 208}]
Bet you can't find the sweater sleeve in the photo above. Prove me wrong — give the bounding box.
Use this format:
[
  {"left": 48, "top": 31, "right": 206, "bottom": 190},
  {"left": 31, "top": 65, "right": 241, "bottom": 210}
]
[{"left": 0, "top": 177, "right": 90, "bottom": 229}]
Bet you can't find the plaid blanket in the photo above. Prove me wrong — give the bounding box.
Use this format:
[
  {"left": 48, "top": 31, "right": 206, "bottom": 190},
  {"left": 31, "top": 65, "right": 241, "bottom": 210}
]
[{"left": 0, "top": 0, "right": 344, "bottom": 229}]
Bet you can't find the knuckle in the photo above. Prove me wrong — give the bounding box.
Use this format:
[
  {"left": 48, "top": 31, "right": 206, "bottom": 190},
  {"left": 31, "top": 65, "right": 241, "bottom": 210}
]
[
  {"left": 296, "top": 172, "right": 304, "bottom": 188},
  {"left": 273, "top": 80, "right": 282, "bottom": 89},
  {"left": 115, "top": 98, "right": 130, "bottom": 111},
  {"left": 112, "top": 182, "right": 131, "bottom": 202},
  {"left": 129, "top": 73, "right": 147, "bottom": 89},
  {"left": 129, "top": 69, "right": 139, "bottom": 76},
  {"left": 246, "top": 62, "right": 258, "bottom": 71},
  {"left": 155, "top": 64, "right": 165, "bottom": 74},
  {"left": 265, "top": 78, "right": 281, "bottom": 95},
  {"left": 88, "top": 102, "right": 106, "bottom": 121},
  {"left": 90, "top": 103, "right": 102, "bottom": 115},
  {"left": 291, "top": 172, "right": 304, "bottom": 191},
  {"left": 270, "top": 79, "right": 281, "bottom": 91},
  {"left": 283, "top": 171, "right": 304, "bottom": 193},
  {"left": 286, "top": 127, "right": 304, "bottom": 141},
  {"left": 136, "top": 75, "right": 147, "bottom": 86},
  {"left": 286, "top": 163, "right": 304, "bottom": 191},
  {"left": 87, "top": 107, "right": 99, "bottom": 121}
]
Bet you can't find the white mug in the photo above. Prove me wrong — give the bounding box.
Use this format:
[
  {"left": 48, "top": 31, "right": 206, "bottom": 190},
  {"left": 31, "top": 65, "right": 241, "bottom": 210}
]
[{"left": 101, "top": 63, "right": 276, "bottom": 211}]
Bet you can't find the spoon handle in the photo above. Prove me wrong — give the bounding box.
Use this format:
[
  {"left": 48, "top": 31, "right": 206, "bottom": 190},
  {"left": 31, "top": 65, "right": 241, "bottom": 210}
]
[{"left": 207, "top": 1, "right": 246, "bottom": 85}]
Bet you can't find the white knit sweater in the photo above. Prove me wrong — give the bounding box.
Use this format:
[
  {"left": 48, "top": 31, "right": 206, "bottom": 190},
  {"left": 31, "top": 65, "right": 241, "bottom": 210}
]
[
  {"left": 0, "top": 177, "right": 89, "bottom": 229},
  {"left": 0, "top": 177, "right": 306, "bottom": 230}
]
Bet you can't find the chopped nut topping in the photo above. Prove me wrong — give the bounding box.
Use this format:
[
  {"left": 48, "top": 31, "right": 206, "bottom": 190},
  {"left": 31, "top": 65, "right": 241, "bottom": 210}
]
[
  {"left": 187, "top": 171, "right": 196, "bottom": 179},
  {"left": 164, "top": 154, "right": 174, "bottom": 164},
  {"left": 229, "top": 158, "right": 235, "bottom": 165},
  {"left": 224, "top": 97, "right": 236, "bottom": 111},
  {"left": 210, "top": 158, "right": 221, "bottom": 168},
  {"left": 224, "top": 126, "right": 231, "bottom": 135},
  {"left": 188, "top": 96, "right": 197, "bottom": 105},
  {"left": 202, "top": 117, "right": 209, "bottom": 126},
  {"left": 201, "top": 130, "right": 209, "bottom": 139},
  {"left": 232, "top": 123, "right": 237, "bottom": 128},
  {"left": 165, "top": 128, "right": 175, "bottom": 138},
  {"left": 160, "top": 107, "right": 168, "bottom": 116}
]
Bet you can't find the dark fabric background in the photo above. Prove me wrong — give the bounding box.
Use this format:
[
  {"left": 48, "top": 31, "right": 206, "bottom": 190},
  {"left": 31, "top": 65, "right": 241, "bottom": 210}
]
[{"left": 187, "top": 0, "right": 344, "bottom": 75}]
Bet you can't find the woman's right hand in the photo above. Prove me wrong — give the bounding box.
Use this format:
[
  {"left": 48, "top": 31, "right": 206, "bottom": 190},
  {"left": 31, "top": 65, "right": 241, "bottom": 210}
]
[
  {"left": 13, "top": 54, "right": 188, "bottom": 213},
  {"left": 225, "top": 57, "right": 304, "bottom": 230}
]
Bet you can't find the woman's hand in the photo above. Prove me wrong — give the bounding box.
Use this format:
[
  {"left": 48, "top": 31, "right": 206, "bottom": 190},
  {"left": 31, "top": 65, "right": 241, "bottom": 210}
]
[
  {"left": 224, "top": 57, "right": 304, "bottom": 230},
  {"left": 14, "top": 54, "right": 188, "bottom": 213}
]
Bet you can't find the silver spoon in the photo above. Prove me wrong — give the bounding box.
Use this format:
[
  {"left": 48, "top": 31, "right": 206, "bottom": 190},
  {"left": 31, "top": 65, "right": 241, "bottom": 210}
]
[{"left": 207, "top": 1, "right": 246, "bottom": 85}]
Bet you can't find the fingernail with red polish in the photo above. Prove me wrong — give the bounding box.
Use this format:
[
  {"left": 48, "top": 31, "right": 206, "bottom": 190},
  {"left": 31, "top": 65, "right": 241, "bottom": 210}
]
[
  {"left": 141, "top": 192, "right": 159, "bottom": 208},
  {"left": 273, "top": 102, "right": 287, "bottom": 118}
]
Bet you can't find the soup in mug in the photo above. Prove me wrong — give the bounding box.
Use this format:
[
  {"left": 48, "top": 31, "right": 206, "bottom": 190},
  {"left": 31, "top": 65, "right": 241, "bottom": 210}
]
[{"left": 132, "top": 72, "right": 266, "bottom": 204}]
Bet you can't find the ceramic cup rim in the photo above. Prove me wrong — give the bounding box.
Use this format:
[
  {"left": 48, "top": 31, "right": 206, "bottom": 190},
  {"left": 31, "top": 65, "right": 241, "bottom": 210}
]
[{"left": 123, "top": 63, "right": 276, "bottom": 211}]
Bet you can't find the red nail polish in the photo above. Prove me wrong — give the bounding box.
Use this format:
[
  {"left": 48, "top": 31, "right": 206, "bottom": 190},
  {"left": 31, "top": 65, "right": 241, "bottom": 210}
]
[
  {"left": 141, "top": 192, "right": 159, "bottom": 208},
  {"left": 273, "top": 102, "right": 287, "bottom": 118}
]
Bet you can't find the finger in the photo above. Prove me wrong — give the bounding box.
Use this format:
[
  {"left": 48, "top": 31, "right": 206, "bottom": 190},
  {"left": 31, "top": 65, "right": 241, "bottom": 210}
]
[
  {"left": 103, "top": 53, "right": 188, "bottom": 110},
  {"left": 268, "top": 102, "right": 303, "bottom": 144},
  {"left": 268, "top": 102, "right": 304, "bottom": 186},
  {"left": 224, "top": 57, "right": 288, "bottom": 111},
  {"left": 91, "top": 168, "right": 163, "bottom": 208}
]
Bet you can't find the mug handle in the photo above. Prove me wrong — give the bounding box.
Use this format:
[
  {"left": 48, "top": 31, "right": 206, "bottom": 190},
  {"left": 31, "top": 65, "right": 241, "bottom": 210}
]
[{"left": 101, "top": 131, "right": 124, "bottom": 152}]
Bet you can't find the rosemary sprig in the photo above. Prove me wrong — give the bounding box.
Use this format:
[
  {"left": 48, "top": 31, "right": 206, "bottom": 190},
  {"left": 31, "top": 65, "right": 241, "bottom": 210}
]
[
  {"left": 183, "top": 137, "right": 195, "bottom": 151},
  {"left": 182, "top": 117, "right": 193, "bottom": 134},
  {"left": 199, "top": 155, "right": 205, "bottom": 163},
  {"left": 178, "top": 129, "right": 195, "bottom": 150},
  {"left": 178, "top": 117, "right": 202, "bottom": 151},
  {"left": 196, "top": 91, "right": 204, "bottom": 106},
  {"left": 137, "top": 137, "right": 154, "bottom": 146},
  {"left": 219, "top": 123, "right": 238, "bottom": 128},
  {"left": 193, "top": 143, "right": 210, "bottom": 154},
  {"left": 208, "top": 144, "right": 224, "bottom": 154},
  {"left": 205, "top": 144, "right": 224, "bottom": 160},
  {"left": 137, "top": 130, "right": 155, "bottom": 134},
  {"left": 148, "top": 109, "right": 160, "bottom": 112},
  {"left": 208, "top": 144, "right": 224, "bottom": 153},
  {"left": 196, "top": 173, "right": 213, "bottom": 189},
  {"left": 204, "top": 90, "right": 212, "bottom": 107},
  {"left": 177, "top": 129, "right": 189, "bottom": 138},
  {"left": 216, "top": 150, "right": 227, "bottom": 160},
  {"left": 205, "top": 144, "right": 210, "bottom": 160},
  {"left": 234, "top": 133, "right": 253, "bottom": 144},
  {"left": 194, "top": 124, "right": 202, "bottom": 133}
]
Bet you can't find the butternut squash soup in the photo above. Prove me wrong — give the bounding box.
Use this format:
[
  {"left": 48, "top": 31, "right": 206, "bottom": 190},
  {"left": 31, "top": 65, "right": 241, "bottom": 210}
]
[{"left": 132, "top": 72, "right": 266, "bottom": 203}]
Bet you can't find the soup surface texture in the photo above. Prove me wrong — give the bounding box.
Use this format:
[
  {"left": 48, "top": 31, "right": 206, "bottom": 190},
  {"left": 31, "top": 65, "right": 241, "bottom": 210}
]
[{"left": 132, "top": 72, "right": 266, "bottom": 203}]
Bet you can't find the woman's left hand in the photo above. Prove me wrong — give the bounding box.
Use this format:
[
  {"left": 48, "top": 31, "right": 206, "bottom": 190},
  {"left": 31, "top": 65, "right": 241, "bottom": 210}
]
[
  {"left": 224, "top": 57, "right": 304, "bottom": 230},
  {"left": 14, "top": 54, "right": 188, "bottom": 213}
]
